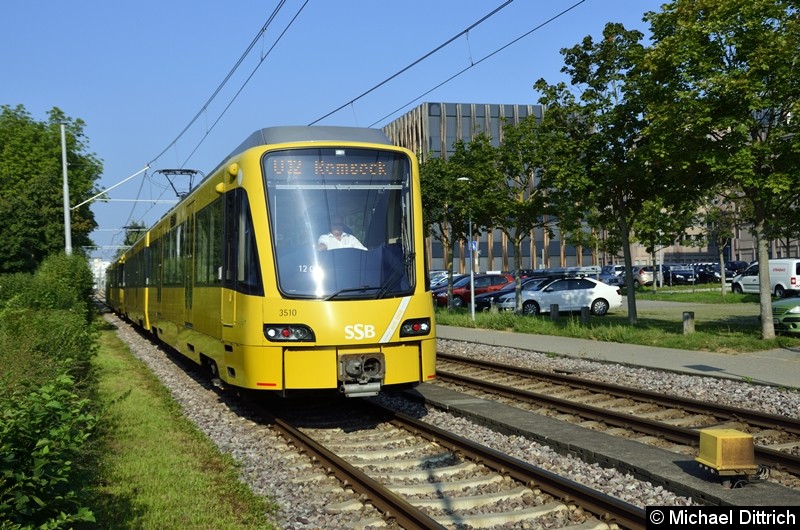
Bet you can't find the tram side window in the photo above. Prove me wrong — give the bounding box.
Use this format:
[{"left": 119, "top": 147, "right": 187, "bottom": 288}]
[
  {"left": 129, "top": 251, "right": 142, "bottom": 288},
  {"left": 164, "top": 229, "right": 174, "bottom": 285},
  {"left": 163, "top": 232, "right": 173, "bottom": 285},
  {"left": 127, "top": 249, "right": 147, "bottom": 288},
  {"left": 149, "top": 238, "right": 161, "bottom": 287},
  {"left": 127, "top": 254, "right": 137, "bottom": 288},
  {"left": 195, "top": 198, "right": 224, "bottom": 285},
  {"left": 163, "top": 224, "right": 183, "bottom": 286},
  {"left": 223, "top": 189, "right": 263, "bottom": 295}
]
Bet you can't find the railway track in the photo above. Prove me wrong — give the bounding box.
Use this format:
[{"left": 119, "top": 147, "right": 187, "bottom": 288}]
[
  {"left": 251, "top": 399, "right": 646, "bottom": 530},
  {"left": 111, "top": 311, "right": 666, "bottom": 527},
  {"left": 436, "top": 352, "right": 800, "bottom": 480}
]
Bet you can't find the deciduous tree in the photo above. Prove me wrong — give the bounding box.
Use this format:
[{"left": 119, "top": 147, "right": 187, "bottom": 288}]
[
  {"left": 534, "top": 23, "right": 656, "bottom": 324},
  {"left": 496, "top": 116, "right": 556, "bottom": 312},
  {"left": 0, "top": 105, "right": 102, "bottom": 272},
  {"left": 643, "top": 0, "right": 800, "bottom": 338}
]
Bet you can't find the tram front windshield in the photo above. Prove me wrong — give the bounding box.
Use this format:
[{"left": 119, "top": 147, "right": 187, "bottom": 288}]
[{"left": 263, "top": 147, "right": 415, "bottom": 299}]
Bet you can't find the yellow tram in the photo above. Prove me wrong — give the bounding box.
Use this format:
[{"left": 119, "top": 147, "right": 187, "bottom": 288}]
[{"left": 106, "top": 126, "right": 436, "bottom": 397}]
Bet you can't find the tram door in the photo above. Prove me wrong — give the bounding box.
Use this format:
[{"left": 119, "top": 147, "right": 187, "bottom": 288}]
[
  {"left": 221, "top": 191, "right": 236, "bottom": 329},
  {"left": 184, "top": 202, "right": 195, "bottom": 325},
  {"left": 220, "top": 188, "right": 260, "bottom": 332}
]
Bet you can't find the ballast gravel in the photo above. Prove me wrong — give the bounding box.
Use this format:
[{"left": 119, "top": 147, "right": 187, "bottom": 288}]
[
  {"left": 107, "top": 315, "right": 800, "bottom": 529},
  {"left": 435, "top": 339, "right": 800, "bottom": 420}
]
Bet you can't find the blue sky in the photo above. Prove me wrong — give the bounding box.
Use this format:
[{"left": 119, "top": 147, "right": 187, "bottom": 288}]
[{"left": 2, "top": 0, "right": 665, "bottom": 261}]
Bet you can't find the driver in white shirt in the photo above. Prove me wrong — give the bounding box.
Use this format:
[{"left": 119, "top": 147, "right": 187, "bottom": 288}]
[{"left": 317, "top": 215, "right": 366, "bottom": 251}]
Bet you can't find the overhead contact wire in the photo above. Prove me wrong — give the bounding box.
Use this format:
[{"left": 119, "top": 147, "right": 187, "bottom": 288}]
[
  {"left": 369, "top": 0, "right": 588, "bottom": 127},
  {"left": 147, "top": 0, "right": 289, "bottom": 167}
]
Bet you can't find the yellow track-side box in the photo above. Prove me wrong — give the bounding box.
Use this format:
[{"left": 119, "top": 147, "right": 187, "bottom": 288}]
[{"left": 695, "top": 428, "right": 757, "bottom": 475}]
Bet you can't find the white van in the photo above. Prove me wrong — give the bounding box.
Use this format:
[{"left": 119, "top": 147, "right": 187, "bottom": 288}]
[{"left": 731, "top": 259, "right": 800, "bottom": 298}]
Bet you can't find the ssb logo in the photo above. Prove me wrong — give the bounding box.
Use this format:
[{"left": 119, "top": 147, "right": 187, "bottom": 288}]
[{"left": 344, "top": 324, "right": 376, "bottom": 340}]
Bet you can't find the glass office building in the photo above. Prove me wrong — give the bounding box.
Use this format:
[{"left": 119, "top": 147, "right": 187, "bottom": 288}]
[{"left": 383, "top": 102, "right": 594, "bottom": 274}]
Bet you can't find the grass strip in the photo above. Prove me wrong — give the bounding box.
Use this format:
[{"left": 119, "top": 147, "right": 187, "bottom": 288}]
[
  {"left": 436, "top": 290, "right": 800, "bottom": 353},
  {"left": 83, "top": 320, "right": 277, "bottom": 529}
]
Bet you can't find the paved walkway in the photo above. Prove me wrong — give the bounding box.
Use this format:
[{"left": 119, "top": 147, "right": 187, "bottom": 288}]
[{"left": 437, "top": 325, "right": 800, "bottom": 390}]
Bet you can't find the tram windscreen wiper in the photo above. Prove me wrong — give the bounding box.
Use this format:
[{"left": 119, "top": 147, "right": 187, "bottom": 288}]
[
  {"left": 323, "top": 286, "right": 381, "bottom": 301},
  {"left": 376, "top": 270, "right": 405, "bottom": 299},
  {"left": 375, "top": 252, "right": 414, "bottom": 299}
]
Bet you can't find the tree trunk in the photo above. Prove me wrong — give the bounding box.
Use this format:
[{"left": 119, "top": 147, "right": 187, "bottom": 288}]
[
  {"left": 618, "top": 217, "right": 637, "bottom": 325},
  {"left": 718, "top": 245, "right": 727, "bottom": 298},
  {"left": 651, "top": 249, "right": 657, "bottom": 293},
  {"left": 514, "top": 237, "right": 525, "bottom": 314},
  {"left": 447, "top": 238, "right": 457, "bottom": 310},
  {"left": 754, "top": 219, "right": 775, "bottom": 340}
]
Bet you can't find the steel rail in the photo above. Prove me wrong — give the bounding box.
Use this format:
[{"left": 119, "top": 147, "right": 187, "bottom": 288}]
[
  {"left": 438, "top": 352, "right": 800, "bottom": 435},
  {"left": 437, "top": 369, "right": 701, "bottom": 445},
  {"left": 437, "top": 354, "right": 800, "bottom": 476},
  {"left": 369, "top": 402, "right": 648, "bottom": 530},
  {"left": 251, "top": 404, "right": 447, "bottom": 530}
]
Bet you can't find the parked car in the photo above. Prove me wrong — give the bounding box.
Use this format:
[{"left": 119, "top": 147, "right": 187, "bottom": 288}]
[
  {"left": 731, "top": 259, "right": 800, "bottom": 298},
  {"left": 598, "top": 269, "right": 623, "bottom": 287},
  {"left": 626, "top": 266, "right": 654, "bottom": 288},
  {"left": 661, "top": 264, "right": 696, "bottom": 285},
  {"left": 504, "top": 269, "right": 540, "bottom": 279},
  {"left": 692, "top": 262, "right": 732, "bottom": 284},
  {"left": 726, "top": 261, "right": 749, "bottom": 276},
  {"left": 428, "top": 270, "right": 449, "bottom": 284},
  {"left": 432, "top": 273, "right": 514, "bottom": 308},
  {"left": 430, "top": 273, "right": 464, "bottom": 289},
  {"left": 509, "top": 268, "right": 571, "bottom": 280},
  {"left": 473, "top": 276, "right": 548, "bottom": 312},
  {"left": 496, "top": 276, "right": 622, "bottom": 316},
  {"left": 772, "top": 296, "right": 800, "bottom": 335},
  {"left": 602, "top": 264, "right": 625, "bottom": 277}
]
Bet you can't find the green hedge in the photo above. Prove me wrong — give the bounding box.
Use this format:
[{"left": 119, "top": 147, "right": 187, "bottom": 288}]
[
  {"left": 0, "top": 375, "right": 96, "bottom": 528},
  {"left": 0, "top": 253, "right": 98, "bottom": 529},
  {"left": 0, "top": 254, "right": 94, "bottom": 320}
]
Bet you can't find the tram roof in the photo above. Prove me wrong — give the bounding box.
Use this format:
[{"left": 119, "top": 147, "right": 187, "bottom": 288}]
[{"left": 230, "top": 126, "right": 392, "bottom": 158}]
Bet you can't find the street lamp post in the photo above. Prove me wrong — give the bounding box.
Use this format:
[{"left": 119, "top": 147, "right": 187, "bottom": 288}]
[
  {"left": 457, "top": 177, "right": 475, "bottom": 321},
  {"left": 61, "top": 124, "right": 72, "bottom": 256},
  {"left": 467, "top": 211, "right": 475, "bottom": 321}
]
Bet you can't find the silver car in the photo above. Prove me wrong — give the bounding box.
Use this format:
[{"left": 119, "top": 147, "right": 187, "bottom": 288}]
[{"left": 626, "top": 266, "right": 654, "bottom": 288}]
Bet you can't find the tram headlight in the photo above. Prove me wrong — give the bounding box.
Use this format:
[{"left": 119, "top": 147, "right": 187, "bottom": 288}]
[
  {"left": 264, "top": 324, "right": 316, "bottom": 342},
  {"left": 399, "top": 317, "right": 431, "bottom": 337}
]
